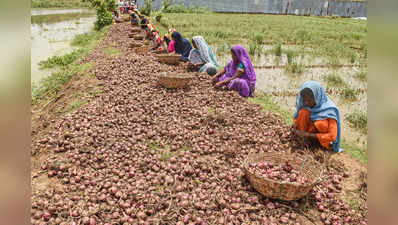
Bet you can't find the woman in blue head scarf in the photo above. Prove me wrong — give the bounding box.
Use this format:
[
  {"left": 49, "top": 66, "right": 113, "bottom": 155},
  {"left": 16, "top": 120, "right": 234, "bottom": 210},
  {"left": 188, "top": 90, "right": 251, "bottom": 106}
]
[
  {"left": 293, "top": 81, "right": 342, "bottom": 152},
  {"left": 171, "top": 31, "right": 192, "bottom": 62}
]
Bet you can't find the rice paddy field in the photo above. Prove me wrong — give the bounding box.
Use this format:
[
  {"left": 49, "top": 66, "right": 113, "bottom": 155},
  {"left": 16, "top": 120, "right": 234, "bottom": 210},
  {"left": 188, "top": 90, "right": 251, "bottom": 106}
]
[{"left": 156, "top": 13, "right": 367, "bottom": 162}]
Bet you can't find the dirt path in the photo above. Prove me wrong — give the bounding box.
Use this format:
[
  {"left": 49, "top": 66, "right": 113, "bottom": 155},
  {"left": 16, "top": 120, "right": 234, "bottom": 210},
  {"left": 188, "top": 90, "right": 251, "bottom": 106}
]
[{"left": 31, "top": 22, "right": 367, "bottom": 225}]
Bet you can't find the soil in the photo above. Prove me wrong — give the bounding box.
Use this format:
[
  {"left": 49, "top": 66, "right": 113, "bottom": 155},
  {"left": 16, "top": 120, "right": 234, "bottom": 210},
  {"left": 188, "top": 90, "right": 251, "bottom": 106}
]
[{"left": 31, "top": 22, "right": 367, "bottom": 225}]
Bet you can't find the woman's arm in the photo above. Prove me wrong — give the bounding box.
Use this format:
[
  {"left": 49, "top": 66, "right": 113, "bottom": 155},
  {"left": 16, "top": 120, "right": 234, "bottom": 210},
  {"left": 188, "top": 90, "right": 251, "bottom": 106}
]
[
  {"left": 213, "top": 68, "right": 226, "bottom": 78},
  {"left": 194, "top": 62, "right": 206, "bottom": 69},
  {"left": 216, "top": 70, "right": 244, "bottom": 87}
]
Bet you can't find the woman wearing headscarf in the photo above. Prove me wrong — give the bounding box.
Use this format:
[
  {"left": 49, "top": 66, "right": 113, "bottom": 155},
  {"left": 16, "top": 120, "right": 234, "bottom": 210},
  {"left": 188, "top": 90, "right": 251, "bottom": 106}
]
[
  {"left": 293, "top": 81, "right": 342, "bottom": 152},
  {"left": 150, "top": 30, "right": 165, "bottom": 51},
  {"left": 188, "top": 36, "right": 219, "bottom": 75},
  {"left": 212, "top": 45, "right": 256, "bottom": 98},
  {"left": 128, "top": 10, "right": 139, "bottom": 25},
  {"left": 167, "top": 28, "right": 176, "bottom": 53},
  {"left": 171, "top": 31, "right": 192, "bottom": 62}
]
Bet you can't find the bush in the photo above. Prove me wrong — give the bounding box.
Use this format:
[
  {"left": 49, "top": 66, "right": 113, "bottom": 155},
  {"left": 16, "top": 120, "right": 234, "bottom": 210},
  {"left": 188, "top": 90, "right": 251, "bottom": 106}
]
[
  {"left": 94, "top": 4, "right": 113, "bottom": 31},
  {"left": 39, "top": 50, "right": 83, "bottom": 69},
  {"left": 141, "top": 0, "right": 153, "bottom": 16}
]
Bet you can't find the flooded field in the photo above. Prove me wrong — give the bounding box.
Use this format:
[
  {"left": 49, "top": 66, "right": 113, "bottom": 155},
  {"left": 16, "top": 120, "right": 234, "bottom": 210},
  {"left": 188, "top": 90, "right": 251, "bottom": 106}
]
[
  {"left": 215, "top": 49, "right": 368, "bottom": 148},
  {"left": 31, "top": 9, "right": 95, "bottom": 86}
]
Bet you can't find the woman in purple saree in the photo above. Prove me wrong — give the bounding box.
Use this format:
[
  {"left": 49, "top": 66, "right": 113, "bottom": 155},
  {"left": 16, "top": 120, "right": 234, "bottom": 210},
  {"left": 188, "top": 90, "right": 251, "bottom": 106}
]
[{"left": 212, "top": 45, "right": 256, "bottom": 98}]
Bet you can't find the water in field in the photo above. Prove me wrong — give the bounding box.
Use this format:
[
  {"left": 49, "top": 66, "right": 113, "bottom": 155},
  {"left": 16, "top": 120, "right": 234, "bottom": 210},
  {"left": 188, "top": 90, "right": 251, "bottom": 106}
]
[
  {"left": 31, "top": 8, "right": 96, "bottom": 86},
  {"left": 212, "top": 43, "right": 367, "bottom": 148}
]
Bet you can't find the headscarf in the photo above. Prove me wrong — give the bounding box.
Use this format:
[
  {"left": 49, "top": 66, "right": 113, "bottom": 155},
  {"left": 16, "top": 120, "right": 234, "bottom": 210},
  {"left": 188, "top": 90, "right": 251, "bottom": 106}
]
[
  {"left": 152, "top": 31, "right": 162, "bottom": 45},
  {"left": 169, "top": 28, "right": 176, "bottom": 37},
  {"left": 294, "top": 81, "right": 342, "bottom": 152},
  {"left": 225, "top": 45, "right": 256, "bottom": 87},
  {"left": 171, "top": 31, "right": 192, "bottom": 61},
  {"left": 191, "top": 36, "right": 219, "bottom": 69}
]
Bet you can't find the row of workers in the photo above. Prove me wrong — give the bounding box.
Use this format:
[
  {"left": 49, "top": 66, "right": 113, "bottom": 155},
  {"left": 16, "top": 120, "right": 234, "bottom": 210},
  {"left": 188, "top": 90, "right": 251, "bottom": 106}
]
[{"left": 126, "top": 9, "right": 342, "bottom": 153}]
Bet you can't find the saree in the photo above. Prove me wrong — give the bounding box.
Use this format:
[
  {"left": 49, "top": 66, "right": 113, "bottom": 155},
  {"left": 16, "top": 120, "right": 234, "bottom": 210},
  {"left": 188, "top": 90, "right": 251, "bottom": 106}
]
[
  {"left": 217, "top": 45, "right": 256, "bottom": 97},
  {"left": 294, "top": 81, "right": 342, "bottom": 152},
  {"left": 188, "top": 36, "right": 219, "bottom": 72}
]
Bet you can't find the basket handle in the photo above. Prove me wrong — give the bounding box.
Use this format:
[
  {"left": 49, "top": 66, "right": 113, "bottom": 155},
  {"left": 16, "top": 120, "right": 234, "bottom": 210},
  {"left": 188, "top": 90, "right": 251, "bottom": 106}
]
[{"left": 299, "top": 155, "right": 310, "bottom": 173}]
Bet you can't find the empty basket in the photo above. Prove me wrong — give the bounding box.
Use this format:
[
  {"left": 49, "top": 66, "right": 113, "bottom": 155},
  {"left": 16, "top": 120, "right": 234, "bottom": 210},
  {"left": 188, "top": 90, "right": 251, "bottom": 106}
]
[
  {"left": 158, "top": 72, "right": 194, "bottom": 89},
  {"left": 156, "top": 54, "right": 181, "bottom": 65},
  {"left": 130, "top": 42, "right": 142, "bottom": 48},
  {"left": 135, "top": 45, "right": 150, "bottom": 55},
  {"left": 134, "top": 35, "right": 145, "bottom": 40}
]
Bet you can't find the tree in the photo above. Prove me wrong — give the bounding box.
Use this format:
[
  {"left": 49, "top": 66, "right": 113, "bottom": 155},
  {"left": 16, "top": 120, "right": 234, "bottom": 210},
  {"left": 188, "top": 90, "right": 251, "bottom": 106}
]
[
  {"left": 81, "top": 0, "right": 116, "bottom": 30},
  {"left": 141, "top": 0, "right": 154, "bottom": 16}
]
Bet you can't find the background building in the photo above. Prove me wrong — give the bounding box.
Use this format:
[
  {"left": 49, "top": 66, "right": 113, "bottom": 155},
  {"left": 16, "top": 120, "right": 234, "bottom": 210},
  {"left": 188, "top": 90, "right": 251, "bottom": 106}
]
[{"left": 137, "top": 0, "right": 367, "bottom": 18}]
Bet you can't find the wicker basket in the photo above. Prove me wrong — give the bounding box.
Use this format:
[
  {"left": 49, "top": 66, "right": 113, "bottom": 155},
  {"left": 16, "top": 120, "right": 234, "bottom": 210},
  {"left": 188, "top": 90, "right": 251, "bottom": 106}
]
[
  {"left": 154, "top": 49, "right": 168, "bottom": 54},
  {"left": 130, "top": 42, "right": 142, "bottom": 48},
  {"left": 243, "top": 151, "right": 323, "bottom": 201},
  {"left": 158, "top": 73, "right": 194, "bottom": 89},
  {"left": 134, "top": 35, "right": 145, "bottom": 40},
  {"left": 144, "top": 40, "right": 150, "bottom": 46},
  {"left": 135, "top": 45, "right": 151, "bottom": 55},
  {"left": 156, "top": 54, "right": 181, "bottom": 65},
  {"left": 131, "top": 28, "right": 141, "bottom": 33}
]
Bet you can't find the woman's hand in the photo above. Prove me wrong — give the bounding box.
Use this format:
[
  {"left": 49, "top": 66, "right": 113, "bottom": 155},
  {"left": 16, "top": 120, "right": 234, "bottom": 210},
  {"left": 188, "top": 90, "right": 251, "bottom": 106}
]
[
  {"left": 294, "top": 129, "right": 317, "bottom": 139},
  {"left": 295, "top": 129, "right": 308, "bottom": 137},
  {"left": 211, "top": 76, "right": 219, "bottom": 84},
  {"left": 214, "top": 82, "right": 223, "bottom": 88}
]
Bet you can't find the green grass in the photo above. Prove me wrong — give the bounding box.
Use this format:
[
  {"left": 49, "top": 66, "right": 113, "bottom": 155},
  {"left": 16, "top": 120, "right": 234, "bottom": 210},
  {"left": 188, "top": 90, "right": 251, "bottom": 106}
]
[
  {"left": 104, "top": 47, "right": 121, "bottom": 57},
  {"left": 32, "top": 63, "right": 93, "bottom": 102},
  {"left": 342, "top": 86, "right": 357, "bottom": 101},
  {"left": 158, "top": 13, "right": 366, "bottom": 63},
  {"left": 32, "top": 26, "right": 110, "bottom": 102},
  {"left": 248, "top": 42, "right": 261, "bottom": 56},
  {"left": 346, "top": 111, "right": 367, "bottom": 134},
  {"left": 356, "top": 69, "right": 367, "bottom": 81},
  {"left": 31, "top": 13, "right": 94, "bottom": 25},
  {"left": 286, "top": 61, "right": 305, "bottom": 74},
  {"left": 39, "top": 49, "right": 84, "bottom": 69},
  {"left": 252, "top": 33, "right": 264, "bottom": 45},
  {"left": 249, "top": 93, "right": 293, "bottom": 125},
  {"left": 274, "top": 43, "right": 282, "bottom": 56},
  {"left": 63, "top": 98, "right": 88, "bottom": 113},
  {"left": 31, "top": 0, "right": 90, "bottom": 8},
  {"left": 285, "top": 50, "right": 297, "bottom": 65},
  {"left": 324, "top": 73, "right": 347, "bottom": 87},
  {"left": 162, "top": 4, "right": 211, "bottom": 14},
  {"left": 341, "top": 142, "right": 367, "bottom": 164}
]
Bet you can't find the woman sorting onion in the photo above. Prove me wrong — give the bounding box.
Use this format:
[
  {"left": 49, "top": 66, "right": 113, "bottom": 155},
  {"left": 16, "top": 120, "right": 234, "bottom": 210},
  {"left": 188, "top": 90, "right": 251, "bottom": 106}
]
[
  {"left": 171, "top": 31, "right": 192, "bottom": 62},
  {"left": 149, "top": 30, "right": 166, "bottom": 51},
  {"left": 188, "top": 36, "right": 219, "bottom": 75},
  {"left": 212, "top": 45, "right": 256, "bottom": 98},
  {"left": 293, "top": 81, "right": 342, "bottom": 152}
]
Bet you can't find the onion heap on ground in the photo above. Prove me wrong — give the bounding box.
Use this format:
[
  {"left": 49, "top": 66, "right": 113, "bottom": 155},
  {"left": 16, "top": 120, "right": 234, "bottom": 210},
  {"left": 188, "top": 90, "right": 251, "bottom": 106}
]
[{"left": 31, "top": 23, "right": 367, "bottom": 225}]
